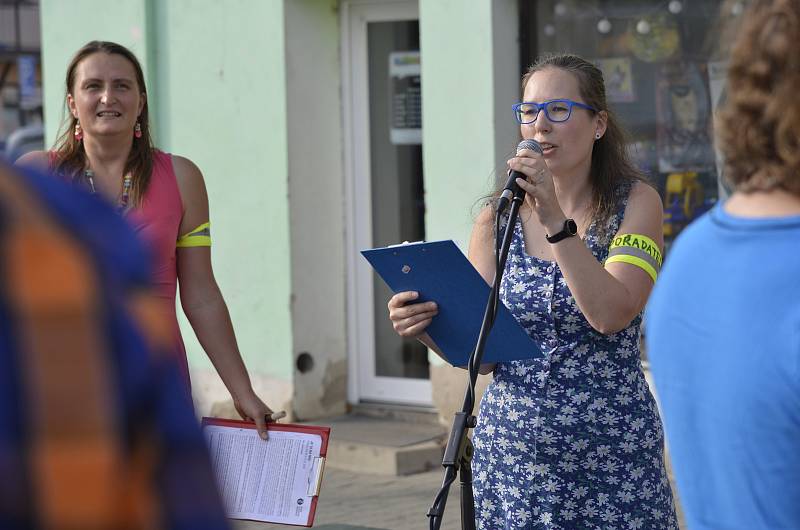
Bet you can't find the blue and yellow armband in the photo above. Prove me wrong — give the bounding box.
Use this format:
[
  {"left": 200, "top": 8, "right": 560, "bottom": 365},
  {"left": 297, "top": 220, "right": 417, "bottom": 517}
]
[
  {"left": 604, "top": 233, "right": 662, "bottom": 282},
  {"left": 176, "top": 222, "right": 211, "bottom": 248}
]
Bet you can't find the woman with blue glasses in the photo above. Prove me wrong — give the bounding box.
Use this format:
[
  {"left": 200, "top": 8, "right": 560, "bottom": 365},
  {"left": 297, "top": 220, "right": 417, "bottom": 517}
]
[{"left": 389, "top": 53, "right": 677, "bottom": 529}]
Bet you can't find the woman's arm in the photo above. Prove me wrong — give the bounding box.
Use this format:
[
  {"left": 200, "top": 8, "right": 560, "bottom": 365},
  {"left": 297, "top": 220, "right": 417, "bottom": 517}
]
[
  {"left": 548, "top": 182, "right": 663, "bottom": 334},
  {"left": 509, "top": 145, "right": 663, "bottom": 334},
  {"left": 172, "top": 155, "right": 279, "bottom": 439},
  {"left": 514, "top": 165, "right": 662, "bottom": 335}
]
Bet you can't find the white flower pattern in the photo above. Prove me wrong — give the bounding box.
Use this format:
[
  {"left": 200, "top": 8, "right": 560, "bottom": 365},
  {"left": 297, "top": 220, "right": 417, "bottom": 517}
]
[{"left": 472, "top": 186, "right": 678, "bottom": 529}]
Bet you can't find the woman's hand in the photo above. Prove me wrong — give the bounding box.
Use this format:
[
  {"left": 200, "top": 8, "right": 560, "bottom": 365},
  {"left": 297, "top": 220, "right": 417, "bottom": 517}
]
[
  {"left": 388, "top": 291, "right": 438, "bottom": 338},
  {"left": 234, "top": 390, "right": 286, "bottom": 441},
  {"left": 507, "top": 148, "right": 566, "bottom": 233}
]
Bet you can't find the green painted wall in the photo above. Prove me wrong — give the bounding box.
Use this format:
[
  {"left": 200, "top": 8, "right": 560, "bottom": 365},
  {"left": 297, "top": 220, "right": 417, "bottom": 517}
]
[
  {"left": 40, "top": 0, "right": 151, "bottom": 146},
  {"left": 419, "top": 0, "right": 519, "bottom": 246},
  {"left": 40, "top": 0, "right": 293, "bottom": 379},
  {"left": 419, "top": 0, "right": 499, "bottom": 251},
  {"left": 284, "top": 0, "right": 348, "bottom": 418},
  {"left": 420, "top": 0, "right": 519, "bottom": 367},
  {"left": 150, "top": 1, "right": 291, "bottom": 379}
]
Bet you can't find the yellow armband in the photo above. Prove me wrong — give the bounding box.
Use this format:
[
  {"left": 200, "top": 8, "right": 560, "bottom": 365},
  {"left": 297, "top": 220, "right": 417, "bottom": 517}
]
[
  {"left": 176, "top": 222, "right": 211, "bottom": 248},
  {"left": 604, "top": 233, "right": 662, "bottom": 282}
]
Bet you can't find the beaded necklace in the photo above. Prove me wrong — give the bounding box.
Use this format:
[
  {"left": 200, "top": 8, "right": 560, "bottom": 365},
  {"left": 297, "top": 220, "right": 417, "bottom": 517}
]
[{"left": 84, "top": 169, "right": 133, "bottom": 212}]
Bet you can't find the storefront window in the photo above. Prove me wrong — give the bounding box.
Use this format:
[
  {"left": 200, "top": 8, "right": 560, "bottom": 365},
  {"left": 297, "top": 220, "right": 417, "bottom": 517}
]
[
  {"left": 0, "top": 0, "right": 43, "bottom": 160},
  {"left": 521, "top": 0, "right": 746, "bottom": 245}
]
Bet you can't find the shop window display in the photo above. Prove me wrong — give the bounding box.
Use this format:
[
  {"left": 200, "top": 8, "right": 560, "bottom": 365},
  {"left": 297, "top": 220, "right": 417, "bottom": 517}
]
[
  {"left": 522, "top": 0, "right": 746, "bottom": 246},
  {"left": 0, "top": 1, "right": 43, "bottom": 160}
]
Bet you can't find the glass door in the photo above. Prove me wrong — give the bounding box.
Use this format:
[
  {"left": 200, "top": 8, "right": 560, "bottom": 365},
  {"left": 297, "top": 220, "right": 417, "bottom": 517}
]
[{"left": 343, "top": 0, "right": 431, "bottom": 405}]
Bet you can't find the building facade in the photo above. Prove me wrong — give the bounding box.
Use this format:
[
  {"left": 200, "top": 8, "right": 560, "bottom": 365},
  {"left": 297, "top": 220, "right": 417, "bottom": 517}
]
[
  {"left": 1, "top": 0, "right": 43, "bottom": 158},
  {"left": 35, "top": 0, "right": 737, "bottom": 421}
]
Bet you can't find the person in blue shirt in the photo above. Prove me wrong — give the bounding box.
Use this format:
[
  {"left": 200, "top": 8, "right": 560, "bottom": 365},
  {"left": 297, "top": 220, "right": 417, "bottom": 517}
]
[
  {"left": 645, "top": 1, "right": 800, "bottom": 528},
  {"left": 0, "top": 162, "right": 230, "bottom": 530}
]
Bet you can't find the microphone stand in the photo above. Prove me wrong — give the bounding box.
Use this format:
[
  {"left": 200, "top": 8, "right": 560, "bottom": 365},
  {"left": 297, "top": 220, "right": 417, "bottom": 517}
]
[{"left": 427, "top": 188, "right": 525, "bottom": 530}]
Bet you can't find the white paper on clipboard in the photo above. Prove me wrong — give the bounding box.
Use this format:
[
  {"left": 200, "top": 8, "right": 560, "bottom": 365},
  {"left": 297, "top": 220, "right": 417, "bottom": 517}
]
[{"left": 202, "top": 419, "right": 329, "bottom": 527}]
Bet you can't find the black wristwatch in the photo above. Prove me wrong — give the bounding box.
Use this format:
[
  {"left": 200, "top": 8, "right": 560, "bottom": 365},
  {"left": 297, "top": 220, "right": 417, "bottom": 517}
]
[{"left": 546, "top": 218, "right": 578, "bottom": 243}]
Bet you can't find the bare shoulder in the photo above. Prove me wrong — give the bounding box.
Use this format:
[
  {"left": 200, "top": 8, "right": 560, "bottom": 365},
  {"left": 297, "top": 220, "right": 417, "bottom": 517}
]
[
  {"left": 475, "top": 204, "right": 496, "bottom": 230},
  {"left": 471, "top": 205, "right": 496, "bottom": 244},
  {"left": 628, "top": 180, "right": 662, "bottom": 210},
  {"left": 619, "top": 180, "right": 664, "bottom": 243},
  {"left": 168, "top": 154, "right": 209, "bottom": 226},
  {"left": 170, "top": 154, "right": 204, "bottom": 184},
  {"left": 170, "top": 154, "right": 208, "bottom": 199},
  {"left": 14, "top": 150, "right": 50, "bottom": 171},
  {"left": 624, "top": 181, "right": 663, "bottom": 221},
  {"left": 469, "top": 204, "right": 498, "bottom": 283}
]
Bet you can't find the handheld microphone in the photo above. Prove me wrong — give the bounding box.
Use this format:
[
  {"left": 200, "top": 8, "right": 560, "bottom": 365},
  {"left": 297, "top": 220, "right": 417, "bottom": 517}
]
[{"left": 497, "top": 139, "right": 543, "bottom": 213}]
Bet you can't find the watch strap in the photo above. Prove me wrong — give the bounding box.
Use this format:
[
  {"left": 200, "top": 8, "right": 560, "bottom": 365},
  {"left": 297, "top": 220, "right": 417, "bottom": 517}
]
[{"left": 546, "top": 218, "right": 578, "bottom": 243}]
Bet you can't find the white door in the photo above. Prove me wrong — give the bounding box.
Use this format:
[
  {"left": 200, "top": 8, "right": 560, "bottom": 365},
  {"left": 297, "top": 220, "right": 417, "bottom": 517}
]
[{"left": 343, "top": 0, "right": 431, "bottom": 406}]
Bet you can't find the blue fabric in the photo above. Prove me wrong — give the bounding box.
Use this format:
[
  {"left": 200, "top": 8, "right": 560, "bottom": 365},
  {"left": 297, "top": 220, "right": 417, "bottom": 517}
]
[
  {"left": 20, "top": 164, "right": 152, "bottom": 290},
  {"left": 646, "top": 202, "right": 800, "bottom": 530},
  {"left": 0, "top": 163, "right": 230, "bottom": 530},
  {"left": 473, "top": 185, "right": 678, "bottom": 530}
]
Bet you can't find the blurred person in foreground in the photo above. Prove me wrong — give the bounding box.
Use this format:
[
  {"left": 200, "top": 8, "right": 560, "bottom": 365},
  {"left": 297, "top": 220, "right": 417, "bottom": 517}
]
[
  {"left": 16, "top": 40, "right": 281, "bottom": 438},
  {"left": 645, "top": 1, "right": 800, "bottom": 528},
  {"left": 0, "top": 162, "right": 229, "bottom": 530}
]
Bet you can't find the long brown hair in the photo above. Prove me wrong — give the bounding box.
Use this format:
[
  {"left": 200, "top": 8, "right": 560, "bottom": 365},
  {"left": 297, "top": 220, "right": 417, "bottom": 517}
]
[
  {"left": 52, "top": 41, "right": 154, "bottom": 206},
  {"left": 497, "top": 54, "right": 646, "bottom": 236},
  {"left": 717, "top": 0, "right": 800, "bottom": 194}
]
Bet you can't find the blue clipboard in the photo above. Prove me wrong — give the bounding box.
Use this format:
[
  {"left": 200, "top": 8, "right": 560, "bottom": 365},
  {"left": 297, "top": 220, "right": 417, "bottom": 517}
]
[{"left": 361, "top": 240, "right": 543, "bottom": 366}]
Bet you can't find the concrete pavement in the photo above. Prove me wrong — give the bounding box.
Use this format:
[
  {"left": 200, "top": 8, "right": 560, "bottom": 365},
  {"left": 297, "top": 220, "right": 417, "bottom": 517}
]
[
  {"left": 232, "top": 464, "right": 685, "bottom": 530},
  {"left": 234, "top": 466, "right": 462, "bottom": 530}
]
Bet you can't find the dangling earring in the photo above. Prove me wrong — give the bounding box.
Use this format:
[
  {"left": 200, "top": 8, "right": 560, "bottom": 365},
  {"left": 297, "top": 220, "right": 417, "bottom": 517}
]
[
  {"left": 134, "top": 122, "right": 142, "bottom": 138},
  {"left": 74, "top": 121, "right": 83, "bottom": 141}
]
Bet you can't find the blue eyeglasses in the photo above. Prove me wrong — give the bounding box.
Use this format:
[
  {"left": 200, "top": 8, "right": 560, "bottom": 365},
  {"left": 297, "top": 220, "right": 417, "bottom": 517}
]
[{"left": 512, "top": 99, "right": 598, "bottom": 124}]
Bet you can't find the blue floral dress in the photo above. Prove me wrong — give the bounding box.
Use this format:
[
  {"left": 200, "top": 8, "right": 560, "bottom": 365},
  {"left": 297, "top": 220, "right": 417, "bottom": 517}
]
[{"left": 472, "top": 186, "right": 678, "bottom": 530}]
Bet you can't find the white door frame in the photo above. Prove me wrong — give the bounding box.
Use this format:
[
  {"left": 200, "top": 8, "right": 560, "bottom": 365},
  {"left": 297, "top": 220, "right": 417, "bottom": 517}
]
[{"left": 342, "top": 0, "right": 431, "bottom": 406}]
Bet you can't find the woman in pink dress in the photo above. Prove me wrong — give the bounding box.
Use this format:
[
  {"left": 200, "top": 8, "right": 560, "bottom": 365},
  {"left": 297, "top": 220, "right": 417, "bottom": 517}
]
[{"left": 18, "top": 41, "right": 279, "bottom": 439}]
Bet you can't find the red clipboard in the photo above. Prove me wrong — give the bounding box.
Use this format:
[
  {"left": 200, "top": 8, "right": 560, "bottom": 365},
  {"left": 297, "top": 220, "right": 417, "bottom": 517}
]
[{"left": 201, "top": 417, "right": 330, "bottom": 527}]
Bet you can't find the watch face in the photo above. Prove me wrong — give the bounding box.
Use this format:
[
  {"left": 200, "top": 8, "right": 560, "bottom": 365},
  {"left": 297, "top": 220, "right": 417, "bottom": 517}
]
[
  {"left": 546, "top": 218, "right": 578, "bottom": 243},
  {"left": 566, "top": 218, "right": 578, "bottom": 235}
]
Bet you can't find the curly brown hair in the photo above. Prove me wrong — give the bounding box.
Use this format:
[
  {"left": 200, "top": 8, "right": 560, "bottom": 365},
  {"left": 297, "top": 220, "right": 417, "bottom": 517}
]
[
  {"left": 717, "top": 0, "right": 800, "bottom": 194},
  {"left": 52, "top": 41, "right": 155, "bottom": 206}
]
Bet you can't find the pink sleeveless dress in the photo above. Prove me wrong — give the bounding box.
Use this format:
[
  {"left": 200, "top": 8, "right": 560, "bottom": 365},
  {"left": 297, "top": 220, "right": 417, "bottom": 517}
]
[
  {"left": 124, "top": 152, "right": 191, "bottom": 387},
  {"left": 51, "top": 150, "right": 191, "bottom": 388}
]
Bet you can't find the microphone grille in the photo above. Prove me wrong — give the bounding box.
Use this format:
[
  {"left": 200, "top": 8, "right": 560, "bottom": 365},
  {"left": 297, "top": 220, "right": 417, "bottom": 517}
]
[{"left": 517, "top": 139, "right": 543, "bottom": 155}]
